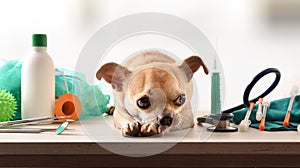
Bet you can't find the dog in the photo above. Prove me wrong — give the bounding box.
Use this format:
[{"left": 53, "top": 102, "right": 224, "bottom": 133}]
[{"left": 96, "top": 50, "right": 208, "bottom": 137}]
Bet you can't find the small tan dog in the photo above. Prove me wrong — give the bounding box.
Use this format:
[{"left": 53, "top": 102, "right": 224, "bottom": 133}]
[{"left": 96, "top": 51, "right": 208, "bottom": 137}]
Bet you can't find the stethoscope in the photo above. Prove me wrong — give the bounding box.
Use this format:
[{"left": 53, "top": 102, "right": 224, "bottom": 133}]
[{"left": 197, "top": 68, "right": 281, "bottom": 132}]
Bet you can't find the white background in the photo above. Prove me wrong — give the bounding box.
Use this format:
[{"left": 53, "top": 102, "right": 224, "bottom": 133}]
[{"left": 0, "top": 0, "right": 300, "bottom": 111}]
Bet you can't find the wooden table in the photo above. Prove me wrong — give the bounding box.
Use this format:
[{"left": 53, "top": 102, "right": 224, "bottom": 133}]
[{"left": 1, "top": 115, "right": 300, "bottom": 167}]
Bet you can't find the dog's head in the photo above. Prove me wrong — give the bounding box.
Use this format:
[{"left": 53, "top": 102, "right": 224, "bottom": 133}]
[{"left": 96, "top": 56, "right": 208, "bottom": 129}]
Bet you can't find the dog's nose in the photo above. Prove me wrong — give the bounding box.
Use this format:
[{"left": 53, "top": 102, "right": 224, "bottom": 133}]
[{"left": 160, "top": 116, "right": 173, "bottom": 126}]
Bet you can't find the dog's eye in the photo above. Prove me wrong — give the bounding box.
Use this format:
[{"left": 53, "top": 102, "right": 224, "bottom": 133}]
[
  {"left": 173, "top": 94, "right": 186, "bottom": 106},
  {"left": 137, "top": 97, "right": 151, "bottom": 109}
]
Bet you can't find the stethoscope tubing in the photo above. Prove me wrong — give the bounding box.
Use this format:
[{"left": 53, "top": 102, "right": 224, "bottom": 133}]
[{"left": 222, "top": 68, "right": 281, "bottom": 113}]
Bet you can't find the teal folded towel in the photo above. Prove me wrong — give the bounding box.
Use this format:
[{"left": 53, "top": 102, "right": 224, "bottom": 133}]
[{"left": 232, "top": 95, "right": 300, "bottom": 131}]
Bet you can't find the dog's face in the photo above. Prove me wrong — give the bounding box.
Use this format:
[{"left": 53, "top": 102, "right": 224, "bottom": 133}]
[
  {"left": 96, "top": 56, "right": 208, "bottom": 130},
  {"left": 126, "top": 67, "right": 186, "bottom": 126}
]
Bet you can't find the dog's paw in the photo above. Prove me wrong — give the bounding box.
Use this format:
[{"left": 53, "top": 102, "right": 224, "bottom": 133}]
[
  {"left": 121, "top": 122, "right": 141, "bottom": 137},
  {"left": 140, "top": 123, "right": 161, "bottom": 137}
]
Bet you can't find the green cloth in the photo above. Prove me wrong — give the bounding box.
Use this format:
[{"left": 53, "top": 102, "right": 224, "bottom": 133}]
[
  {"left": 232, "top": 95, "right": 300, "bottom": 131},
  {"left": 0, "top": 60, "right": 22, "bottom": 120},
  {"left": 55, "top": 68, "right": 110, "bottom": 119},
  {"left": 0, "top": 59, "right": 110, "bottom": 120}
]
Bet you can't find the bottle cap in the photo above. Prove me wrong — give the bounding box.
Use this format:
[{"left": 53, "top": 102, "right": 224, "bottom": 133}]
[{"left": 32, "top": 34, "right": 47, "bottom": 47}]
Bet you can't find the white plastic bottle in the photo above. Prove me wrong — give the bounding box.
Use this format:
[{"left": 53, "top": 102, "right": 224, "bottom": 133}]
[{"left": 21, "top": 34, "right": 55, "bottom": 119}]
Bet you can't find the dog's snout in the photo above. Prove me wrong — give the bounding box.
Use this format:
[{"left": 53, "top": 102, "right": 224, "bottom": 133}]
[{"left": 160, "top": 116, "right": 173, "bottom": 126}]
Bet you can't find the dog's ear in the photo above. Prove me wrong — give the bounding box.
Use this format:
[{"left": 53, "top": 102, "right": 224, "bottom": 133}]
[
  {"left": 179, "top": 56, "right": 209, "bottom": 81},
  {"left": 96, "top": 63, "right": 131, "bottom": 91}
]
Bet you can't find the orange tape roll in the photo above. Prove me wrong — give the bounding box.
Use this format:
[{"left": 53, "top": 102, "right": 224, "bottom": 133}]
[{"left": 54, "top": 93, "right": 82, "bottom": 121}]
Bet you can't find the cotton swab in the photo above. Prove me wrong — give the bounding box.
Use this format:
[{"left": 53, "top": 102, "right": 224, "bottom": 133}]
[
  {"left": 256, "top": 98, "right": 263, "bottom": 121},
  {"left": 259, "top": 101, "right": 270, "bottom": 131},
  {"left": 283, "top": 86, "right": 299, "bottom": 126},
  {"left": 239, "top": 102, "right": 255, "bottom": 132}
]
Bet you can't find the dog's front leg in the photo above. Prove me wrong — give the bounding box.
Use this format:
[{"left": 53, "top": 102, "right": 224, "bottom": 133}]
[
  {"left": 121, "top": 121, "right": 142, "bottom": 137},
  {"left": 171, "top": 105, "right": 194, "bottom": 132},
  {"left": 140, "top": 123, "right": 161, "bottom": 137},
  {"left": 113, "top": 107, "right": 141, "bottom": 137},
  {"left": 171, "top": 114, "right": 194, "bottom": 131}
]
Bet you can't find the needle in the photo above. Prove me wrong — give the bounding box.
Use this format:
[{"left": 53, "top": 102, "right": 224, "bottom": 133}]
[
  {"left": 256, "top": 98, "right": 263, "bottom": 121},
  {"left": 283, "top": 86, "right": 299, "bottom": 126},
  {"left": 239, "top": 102, "right": 255, "bottom": 132},
  {"left": 259, "top": 101, "right": 270, "bottom": 131}
]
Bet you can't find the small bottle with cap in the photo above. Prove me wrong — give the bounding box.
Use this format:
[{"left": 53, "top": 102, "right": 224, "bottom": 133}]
[{"left": 21, "top": 34, "right": 55, "bottom": 119}]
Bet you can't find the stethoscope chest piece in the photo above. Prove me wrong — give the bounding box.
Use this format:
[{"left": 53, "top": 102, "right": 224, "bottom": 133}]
[{"left": 207, "top": 113, "right": 238, "bottom": 132}]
